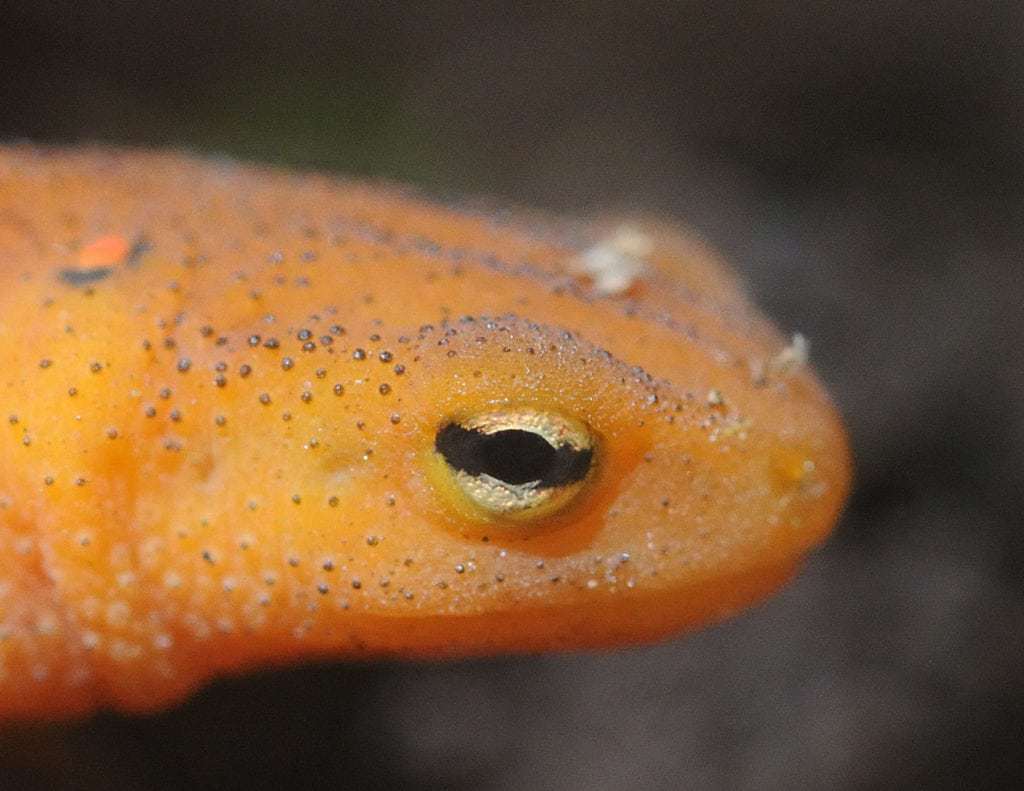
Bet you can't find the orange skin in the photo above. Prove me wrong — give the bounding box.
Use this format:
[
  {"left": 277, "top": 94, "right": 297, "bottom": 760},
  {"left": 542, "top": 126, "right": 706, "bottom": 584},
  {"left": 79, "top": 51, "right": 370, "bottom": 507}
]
[{"left": 0, "top": 146, "right": 851, "bottom": 719}]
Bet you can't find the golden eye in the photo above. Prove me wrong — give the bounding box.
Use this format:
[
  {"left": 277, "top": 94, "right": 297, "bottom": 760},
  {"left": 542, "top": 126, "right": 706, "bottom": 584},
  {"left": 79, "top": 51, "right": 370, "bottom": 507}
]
[{"left": 433, "top": 409, "right": 596, "bottom": 520}]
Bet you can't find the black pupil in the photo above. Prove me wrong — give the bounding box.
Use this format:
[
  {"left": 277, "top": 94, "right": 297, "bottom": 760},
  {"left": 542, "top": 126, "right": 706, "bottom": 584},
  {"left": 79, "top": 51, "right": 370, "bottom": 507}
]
[{"left": 436, "top": 423, "right": 591, "bottom": 487}]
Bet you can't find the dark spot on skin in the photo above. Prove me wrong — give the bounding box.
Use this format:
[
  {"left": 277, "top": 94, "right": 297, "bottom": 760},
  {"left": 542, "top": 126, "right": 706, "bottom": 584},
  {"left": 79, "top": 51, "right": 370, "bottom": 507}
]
[
  {"left": 59, "top": 266, "right": 113, "bottom": 287},
  {"left": 124, "top": 236, "right": 152, "bottom": 267},
  {"left": 435, "top": 424, "right": 592, "bottom": 487}
]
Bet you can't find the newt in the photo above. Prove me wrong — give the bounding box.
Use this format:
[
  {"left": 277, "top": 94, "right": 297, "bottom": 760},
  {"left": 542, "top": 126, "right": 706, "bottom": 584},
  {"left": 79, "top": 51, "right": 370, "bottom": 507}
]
[{"left": 0, "top": 145, "right": 851, "bottom": 719}]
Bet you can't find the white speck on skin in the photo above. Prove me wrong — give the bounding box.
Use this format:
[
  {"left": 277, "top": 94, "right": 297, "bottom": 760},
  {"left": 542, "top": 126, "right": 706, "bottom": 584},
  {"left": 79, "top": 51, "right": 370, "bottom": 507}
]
[
  {"left": 770, "top": 333, "right": 809, "bottom": 377},
  {"left": 574, "top": 225, "right": 653, "bottom": 296}
]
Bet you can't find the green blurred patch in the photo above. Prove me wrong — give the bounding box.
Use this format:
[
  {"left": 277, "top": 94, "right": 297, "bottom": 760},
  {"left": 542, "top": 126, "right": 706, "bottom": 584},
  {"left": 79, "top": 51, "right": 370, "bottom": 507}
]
[{"left": 99, "top": 67, "right": 450, "bottom": 185}]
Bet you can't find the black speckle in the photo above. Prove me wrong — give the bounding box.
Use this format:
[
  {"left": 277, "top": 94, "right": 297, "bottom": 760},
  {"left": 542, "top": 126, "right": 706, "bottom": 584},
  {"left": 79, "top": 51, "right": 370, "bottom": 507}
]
[{"left": 124, "top": 237, "right": 152, "bottom": 267}]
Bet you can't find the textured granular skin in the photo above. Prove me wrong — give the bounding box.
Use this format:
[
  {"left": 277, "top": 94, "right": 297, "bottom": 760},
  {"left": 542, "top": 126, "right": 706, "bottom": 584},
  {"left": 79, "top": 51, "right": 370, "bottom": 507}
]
[{"left": 0, "top": 146, "right": 851, "bottom": 718}]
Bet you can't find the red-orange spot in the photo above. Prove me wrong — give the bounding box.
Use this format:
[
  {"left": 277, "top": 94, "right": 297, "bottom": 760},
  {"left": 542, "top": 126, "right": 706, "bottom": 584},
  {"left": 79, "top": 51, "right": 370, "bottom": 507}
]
[{"left": 79, "top": 234, "right": 129, "bottom": 267}]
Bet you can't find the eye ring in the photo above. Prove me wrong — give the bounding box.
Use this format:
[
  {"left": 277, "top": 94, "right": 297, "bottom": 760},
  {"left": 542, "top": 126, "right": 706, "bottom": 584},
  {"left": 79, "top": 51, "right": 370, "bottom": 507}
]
[{"left": 433, "top": 409, "right": 596, "bottom": 519}]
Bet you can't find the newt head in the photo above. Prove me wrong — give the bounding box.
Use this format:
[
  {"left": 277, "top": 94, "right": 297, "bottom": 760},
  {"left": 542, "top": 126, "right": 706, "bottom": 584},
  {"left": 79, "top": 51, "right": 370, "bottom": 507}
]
[{"left": 0, "top": 147, "right": 851, "bottom": 716}]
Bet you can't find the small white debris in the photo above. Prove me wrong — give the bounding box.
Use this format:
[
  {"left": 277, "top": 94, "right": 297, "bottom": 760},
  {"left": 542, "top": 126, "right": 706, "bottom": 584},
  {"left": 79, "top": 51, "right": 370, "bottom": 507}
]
[
  {"left": 750, "top": 333, "right": 810, "bottom": 386},
  {"left": 574, "top": 225, "right": 653, "bottom": 296},
  {"left": 769, "top": 333, "right": 809, "bottom": 377}
]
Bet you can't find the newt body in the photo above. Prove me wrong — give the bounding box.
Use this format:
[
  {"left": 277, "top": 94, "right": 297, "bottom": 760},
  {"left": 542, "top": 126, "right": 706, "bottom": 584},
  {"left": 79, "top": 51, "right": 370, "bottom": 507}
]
[{"left": 0, "top": 147, "right": 850, "bottom": 718}]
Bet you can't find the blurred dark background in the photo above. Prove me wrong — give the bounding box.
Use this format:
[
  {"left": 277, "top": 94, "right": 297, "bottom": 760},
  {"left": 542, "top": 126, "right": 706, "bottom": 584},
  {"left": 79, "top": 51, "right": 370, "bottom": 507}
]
[{"left": 1, "top": 2, "right": 1022, "bottom": 789}]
